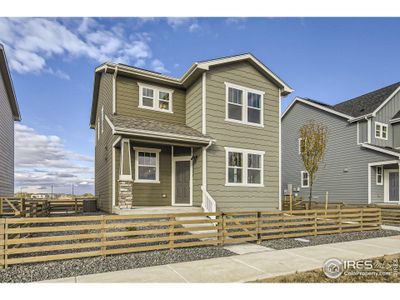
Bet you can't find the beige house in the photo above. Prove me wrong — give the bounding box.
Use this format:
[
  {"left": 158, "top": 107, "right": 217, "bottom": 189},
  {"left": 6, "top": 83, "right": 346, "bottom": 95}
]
[{"left": 90, "top": 54, "right": 292, "bottom": 213}]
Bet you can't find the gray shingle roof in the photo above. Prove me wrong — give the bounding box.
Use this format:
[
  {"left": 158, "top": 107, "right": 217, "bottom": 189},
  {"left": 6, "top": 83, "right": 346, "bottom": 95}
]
[
  {"left": 109, "top": 114, "right": 213, "bottom": 143},
  {"left": 332, "top": 82, "right": 400, "bottom": 118},
  {"left": 392, "top": 110, "right": 400, "bottom": 120}
]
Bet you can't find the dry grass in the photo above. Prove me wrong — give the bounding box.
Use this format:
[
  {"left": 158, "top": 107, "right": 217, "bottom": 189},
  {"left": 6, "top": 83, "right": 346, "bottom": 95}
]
[{"left": 255, "top": 254, "right": 400, "bottom": 283}]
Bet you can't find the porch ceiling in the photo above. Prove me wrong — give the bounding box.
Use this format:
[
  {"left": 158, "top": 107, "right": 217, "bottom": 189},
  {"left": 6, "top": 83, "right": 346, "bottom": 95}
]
[{"left": 108, "top": 115, "right": 214, "bottom": 145}]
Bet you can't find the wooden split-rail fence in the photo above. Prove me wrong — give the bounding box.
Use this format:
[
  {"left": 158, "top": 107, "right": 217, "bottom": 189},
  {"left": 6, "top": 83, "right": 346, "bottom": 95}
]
[
  {"left": 0, "top": 207, "right": 381, "bottom": 268},
  {"left": 0, "top": 197, "right": 97, "bottom": 218}
]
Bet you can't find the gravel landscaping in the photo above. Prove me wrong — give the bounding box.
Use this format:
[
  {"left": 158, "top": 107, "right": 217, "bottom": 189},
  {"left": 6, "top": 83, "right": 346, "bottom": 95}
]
[
  {"left": 0, "top": 246, "right": 235, "bottom": 283},
  {"left": 260, "top": 229, "right": 400, "bottom": 250}
]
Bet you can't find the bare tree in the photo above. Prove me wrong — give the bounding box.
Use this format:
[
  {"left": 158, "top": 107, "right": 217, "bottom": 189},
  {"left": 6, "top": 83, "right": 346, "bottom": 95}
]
[{"left": 299, "top": 120, "right": 328, "bottom": 207}]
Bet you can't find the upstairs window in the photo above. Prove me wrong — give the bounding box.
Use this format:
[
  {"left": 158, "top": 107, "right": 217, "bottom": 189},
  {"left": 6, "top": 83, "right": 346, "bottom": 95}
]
[
  {"left": 225, "top": 82, "right": 264, "bottom": 126},
  {"left": 138, "top": 83, "right": 173, "bottom": 113},
  {"left": 376, "top": 166, "right": 383, "bottom": 185},
  {"left": 375, "top": 122, "right": 388, "bottom": 140},
  {"left": 225, "top": 147, "right": 264, "bottom": 186},
  {"left": 298, "top": 138, "right": 306, "bottom": 154},
  {"left": 301, "top": 171, "right": 309, "bottom": 188}
]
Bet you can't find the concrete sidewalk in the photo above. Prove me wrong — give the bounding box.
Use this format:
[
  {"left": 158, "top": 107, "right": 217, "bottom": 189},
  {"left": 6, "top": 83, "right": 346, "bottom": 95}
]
[{"left": 43, "top": 235, "right": 400, "bottom": 283}]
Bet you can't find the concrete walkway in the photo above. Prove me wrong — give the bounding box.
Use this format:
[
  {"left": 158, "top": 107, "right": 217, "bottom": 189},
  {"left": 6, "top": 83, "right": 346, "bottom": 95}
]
[{"left": 42, "top": 235, "right": 400, "bottom": 283}]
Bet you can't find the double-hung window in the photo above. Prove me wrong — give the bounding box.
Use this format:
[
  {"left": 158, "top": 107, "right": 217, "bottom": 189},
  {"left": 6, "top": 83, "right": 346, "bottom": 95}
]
[
  {"left": 301, "top": 171, "right": 309, "bottom": 188},
  {"left": 225, "top": 82, "right": 264, "bottom": 126},
  {"left": 298, "top": 138, "right": 305, "bottom": 155},
  {"left": 225, "top": 147, "right": 264, "bottom": 186},
  {"left": 134, "top": 147, "right": 160, "bottom": 183},
  {"left": 138, "top": 83, "right": 173, "bottom": 113},
  {"left": 376, "top": 166, "right": 383, "bottom": 185},
  {"left": 375, "top": 122, "right": 388, "bottom": 140}
]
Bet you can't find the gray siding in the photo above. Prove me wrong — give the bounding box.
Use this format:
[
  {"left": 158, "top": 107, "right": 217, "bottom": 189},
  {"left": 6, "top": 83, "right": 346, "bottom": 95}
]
[
  {"left": 205, "top": 61, "right": 280, "bottom": 211},
  {"left": 358, "top": 120, "right": 368, "bottom": 143},
  {"left": 372, "top": 90, "right": 400, "bottom": 147},
  {"left": 393, "top": 123, "right": 400, "bottom": 148},
  {"left": 282, "top": 102, "right": 395, "bottom": 204},
  {"left": 0, "top": 69, "right": 14, "bottom": 196},
  {"left": 94, "top": 73, "right": 115, "bottom": 212},
  {"left": 185, "top": 77, "right": 202, "bottom": 132}
]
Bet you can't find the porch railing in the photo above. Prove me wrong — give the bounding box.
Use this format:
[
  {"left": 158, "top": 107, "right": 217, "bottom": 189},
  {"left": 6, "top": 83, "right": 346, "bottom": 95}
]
[{"left": 201, "top": 186, "right": 216, "bottom": 213}]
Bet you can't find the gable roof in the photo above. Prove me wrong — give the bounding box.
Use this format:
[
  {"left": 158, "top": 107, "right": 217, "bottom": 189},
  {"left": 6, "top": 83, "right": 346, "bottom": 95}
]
[
  {"left": 90, "top": 53, "right": 293, "bottom": 128},
  {"left": 0, "top": 44, "right": 21, "bottom": 121},
  {"left": 333, "top": 82, "right": 400, "bottom": 118},
  {"left": 282, "top": 82, "right": 400, "bottom": 121}
]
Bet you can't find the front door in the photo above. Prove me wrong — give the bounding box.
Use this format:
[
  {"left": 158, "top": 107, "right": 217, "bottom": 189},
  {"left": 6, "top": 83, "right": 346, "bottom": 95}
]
[
  {"left": 173, "top": 159, "right": 191, "bottom": 205},
  {"left": 389, "top": 171, "right": 399, "bottom": 202}
]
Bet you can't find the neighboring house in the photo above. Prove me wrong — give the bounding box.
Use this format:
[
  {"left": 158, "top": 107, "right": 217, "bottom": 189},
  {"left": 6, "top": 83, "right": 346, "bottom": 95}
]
[
  {"left": 0, "top": 44, "right": 21, "bottom": 196},
  {"left": 282, "top": 82, "right": 400, "bottom": 205},
  {"left": 90, "top": 53, "right": 292, "bottom": 213}
]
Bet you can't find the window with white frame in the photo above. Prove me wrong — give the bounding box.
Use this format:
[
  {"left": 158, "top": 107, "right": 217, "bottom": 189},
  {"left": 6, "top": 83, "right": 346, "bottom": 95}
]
[
  {"left": 138, "top": 83, "right": 173, "bottom": 113},
  {"left": 301, "top": 171, "right": 309, "bottom": 188},
  {"left": 376, "top": 166, "right": 383, "bottom": 185},
  {"left": 375, "top": 122, "right": 388, "bottom": 140},
  {"left": 134, "top": 148, "right": 160, "bottom": 183},
  {"left": 298, "top": 138, "right": 306, "bottom": 155},
  {"left": 225, "top": 147, "right": 264, "bottom": 186},
  {"left": 225, "top": 82, "right": 264, "bottom": 126}
]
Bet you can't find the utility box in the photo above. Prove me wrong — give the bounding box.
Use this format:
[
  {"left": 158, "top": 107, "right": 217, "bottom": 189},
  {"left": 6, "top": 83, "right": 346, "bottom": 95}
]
[{"left": 83, "top": 199, "right": 97, "bottom": 213}]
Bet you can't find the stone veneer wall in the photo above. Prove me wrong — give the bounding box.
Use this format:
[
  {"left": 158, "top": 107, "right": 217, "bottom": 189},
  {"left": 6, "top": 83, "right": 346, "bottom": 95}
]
[{"left": 118, "top": 180, "right": 133, "bottom": 209}]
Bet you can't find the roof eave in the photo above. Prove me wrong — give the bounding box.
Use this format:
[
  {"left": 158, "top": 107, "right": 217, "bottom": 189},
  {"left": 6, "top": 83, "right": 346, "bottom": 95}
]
[{"left": 0, "top": 46, "right": 21, "bottom": 121}]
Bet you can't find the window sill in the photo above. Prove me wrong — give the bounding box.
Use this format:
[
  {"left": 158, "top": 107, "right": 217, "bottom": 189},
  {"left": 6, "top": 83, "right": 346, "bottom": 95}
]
[
  {"left": 224, "top": 118, "right": 264, "bottom": 128},
  {"left": 134, "top": 179, "right": 160, "bottom": 184},
  {"left": 138, "top": 105, "right": 173, "bottom": 114},
  {"left": 225, "top": 183, "right": 264, "bottom": 187}
]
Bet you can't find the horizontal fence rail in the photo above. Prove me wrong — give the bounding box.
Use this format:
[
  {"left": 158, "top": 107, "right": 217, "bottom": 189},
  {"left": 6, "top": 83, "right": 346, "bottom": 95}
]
[
  {"left": 374, "top": 204, "right": 400, "bottom": 224},
  {"left": 0, "top": 197, "right": 97, "bottom": 218},
  {"left": 0, "top": 208, "right": 381, "bottom": 268}
]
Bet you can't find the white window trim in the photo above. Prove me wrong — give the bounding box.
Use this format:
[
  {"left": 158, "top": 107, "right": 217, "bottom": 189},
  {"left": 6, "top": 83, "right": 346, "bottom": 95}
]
[
  {"left": 375, "top": 121, "right": 388, "bottom": 140},
  {"left": 134, "top": 147, "right": 161, "bottom": 183},
  {"left": 224, "top": 147, "right": 265, "bottom": 187},
  {"left": 119, "top": 139, "right": 132, "bottom": 181},
  {"left": 224, "top": 82, "right": 264, "bottom": 127},
  {"left": 376, "top": 166, "right": 383, "bottom": 185},
  {"left": 298, "top": 138, "right": 304, "bottom": 155},
  {"left": 301, "top": 171, "right": 309, "bottom": 188},
  {"left": 138, "top": 82, "right": 174, "bottom": 114}
]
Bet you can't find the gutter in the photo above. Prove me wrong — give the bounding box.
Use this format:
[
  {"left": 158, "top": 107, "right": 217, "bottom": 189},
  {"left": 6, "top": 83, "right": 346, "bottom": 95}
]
[
  {"left": 360, "top": 143, "right": 400, "bottom": 158},
  {"left": 348, "top": 113, "right": 373, "bottom": 123}
]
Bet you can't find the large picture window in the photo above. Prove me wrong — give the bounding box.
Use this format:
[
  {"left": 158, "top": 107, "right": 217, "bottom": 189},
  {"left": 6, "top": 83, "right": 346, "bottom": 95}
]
[
  {"left": 138, "top": 83, "right": 173, "bottom": 113},
  {"left": 225, "top": 147, "right": 264, "bottom": 186},
  {"left": 225, "top": 82, "right": 264, "bottom": 126},
  {"left": 134, "top": 147, "right": 160, "bottom": 183}
]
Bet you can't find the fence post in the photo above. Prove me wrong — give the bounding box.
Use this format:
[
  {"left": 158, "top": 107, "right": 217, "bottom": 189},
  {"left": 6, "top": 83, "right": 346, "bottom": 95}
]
[
  {"left": 21, "top": 198, "right": 26, "bottom": 217},
  {"left": 169, "top": 216, "right": 175, "bottom": 250},
  {"left": 101, "top": 215, "right": 106, "bottom": 257},
  {"left": 74, "top": 197, "right": 78, "bottom": 214},
  {"left": 313, "top": 210, "right": 317, "bottom": 236},
  {"left": 360, "top": 209, "right": 364, "bottom": 231},
  {"left": 221, "top": 213, "right": 225, "bottom": 246},
  {"left": 339, "top": 209, "right": 343, "bottom": 233},
  {"left": 257, "top": 211, "right": 262, "bottom": 244},
  {"left": 0, "top": 198, "right": 3, "bottom": 216},
  {"left": 0, "top": 219, "right": 4, "bottom": 269},
  {"left": 378, "top": 208, "right": 382, "bottom": 227}
]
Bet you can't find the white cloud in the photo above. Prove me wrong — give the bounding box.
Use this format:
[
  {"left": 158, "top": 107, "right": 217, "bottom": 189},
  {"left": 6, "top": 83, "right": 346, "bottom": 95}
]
[
  {"left": 166, "top": 18, "right": 201, "bottom": 31},
  {"left": 15, "top": 124, "right": 94, "bottom": 194},
  {"left": 225, "top": 17, "right": 247, "bottom": 29},
  {"left": 151, "top": 59, "right": 169, "bottom": 73},
  {"left": 0, "top": 18, "right": 160, "bottom": 79}
]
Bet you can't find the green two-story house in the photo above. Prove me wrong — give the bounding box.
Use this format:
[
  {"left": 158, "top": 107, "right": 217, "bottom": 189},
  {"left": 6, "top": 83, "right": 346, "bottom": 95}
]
[{"left": 90, "top": 53, "right": 292, "bottom": 213}]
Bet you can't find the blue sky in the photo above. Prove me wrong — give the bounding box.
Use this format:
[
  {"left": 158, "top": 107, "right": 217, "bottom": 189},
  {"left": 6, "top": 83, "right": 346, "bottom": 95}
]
[{"left": 1, "top": 17, "right": 400, "bottom": 194}]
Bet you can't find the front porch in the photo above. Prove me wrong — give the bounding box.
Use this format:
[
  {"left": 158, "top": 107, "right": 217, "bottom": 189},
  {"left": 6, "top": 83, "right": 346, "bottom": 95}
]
[
  {"left": 112, "top": 137, "right": 208, "bottom": 214},
  {"left": 369, "top": 160, "right": 400, "bottom": 204}
]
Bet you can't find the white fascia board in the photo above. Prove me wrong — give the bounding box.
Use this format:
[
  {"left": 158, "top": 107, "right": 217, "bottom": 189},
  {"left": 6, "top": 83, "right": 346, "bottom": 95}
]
[{"left": 281, "top": 97, "right": 352, "bottom": 120}]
